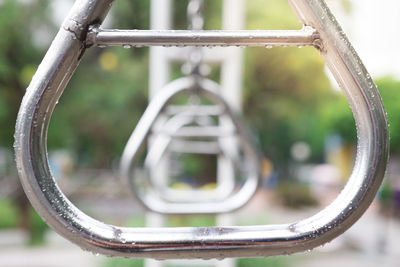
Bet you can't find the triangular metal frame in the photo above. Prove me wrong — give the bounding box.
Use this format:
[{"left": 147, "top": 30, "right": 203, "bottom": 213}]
[
  {"left": 120, "top": 76, "right": 260, "bottom": 214},
  {"left": 15, "top": 0, "right": 388, "bottom": 259}
]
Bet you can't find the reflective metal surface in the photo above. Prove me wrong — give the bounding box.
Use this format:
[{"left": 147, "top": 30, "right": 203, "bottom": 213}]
[
  {"left": 120, "top": 77, "right": 260, "bottom": 214},
  {"left": 87, "top": 27, "right": 320, "bottom": 48},
  {"left": 144, "top": 111, "right": 237, "bottom": 204},
  {"left": 14, "top": 0, "right": 389, "bottom": 259}
]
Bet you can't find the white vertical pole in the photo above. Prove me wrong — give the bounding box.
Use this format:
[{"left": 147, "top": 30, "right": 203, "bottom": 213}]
[
  {"left": 149, "top": 0, "right": 172, "bottom": 97},
  {"left": 146, "top": 2, "right": 172, "bottom": 267},
  {"left": 146, "top": 2, "right": 245, "bottom": 267},
  {"left": 217, "top": 1, "right": 245, "bottom": 267},
  {"left": 220, "top": 0, "right": 245, "bottom": 111}
]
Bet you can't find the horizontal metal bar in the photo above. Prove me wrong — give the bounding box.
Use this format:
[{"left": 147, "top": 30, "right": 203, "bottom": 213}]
[
  {"left": 164, "top": 105, "right": 223, "bottom": 116},
  {"left": 160, "top": 126, "right": 235, "bottom": 137},
  {"left": 87, "top": 26, "right": 320, "bottom": 48},
  {"left": 169, "top": 140, "right": 221, "bottom": 154}
]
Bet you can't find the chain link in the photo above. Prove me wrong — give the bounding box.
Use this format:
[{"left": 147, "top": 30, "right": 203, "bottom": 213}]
[
  {"left": 188, "top": 0, "right": 204, "bottom": 31},
  {"left": 184, "top": 0, "right": 206, "bottom": 79}
]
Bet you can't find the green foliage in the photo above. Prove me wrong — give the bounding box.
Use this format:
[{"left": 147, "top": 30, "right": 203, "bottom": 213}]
[
  {"left": 0, "top": 0, "right": 52, "bottom": 147},
  {"left": 377, "top": 77, "right": 400, "bottom": 153},
  {"left": 379, "top": 181, "right": 394, "bottom": 205},
  {"left": 318, "top": 93, "right": 356, "bottom": 143},
  {"left": 242, "top": 0, "right": 360, "bottom": 172},
  {"left": 247, "top": 0, "right": 301, "bottom": 30},
  {"left": 29, "top": 208, "right": 49, "bottom": 246},
  {"left": 243, "top": 40, "right": 339, "bottom": 169},
  {"left": 112, "top": 1, "right": 150, "bottom": 30},
  {"left": 0, "top": 198, "right": 18, "bottom": 229},
  {"left": 167, "top": 215, "right": 215, "bottom": 227},
  {"left": 238, "top": 257, "right": 292, "bottom": 267},
  {"left": 125, "top": 216, "right": 146, "bottom": 227},
  {"left": 103, "top": 258, "right": 144, "bottom": 267},
  {"left": 0, "top": 199, "right": 48, "bottom": 245},
  {"left": 48, "top": 47, "right": 148, "bottom": 166}
]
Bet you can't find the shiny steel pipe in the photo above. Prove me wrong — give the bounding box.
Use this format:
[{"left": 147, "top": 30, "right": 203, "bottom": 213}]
[
  {"left": 120, "top": 77, "right": 260, "bottom": 214},
  {"left": 15, "top": 0, "right": 388, "bottom": 260},
  {"left": 87, "top": 27, "right": 320, "bottom": 48}
]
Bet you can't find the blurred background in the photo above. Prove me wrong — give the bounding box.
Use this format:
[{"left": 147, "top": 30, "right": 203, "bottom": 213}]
[{"left": 1, "top": 0, "right": 400, "bottom": 266}]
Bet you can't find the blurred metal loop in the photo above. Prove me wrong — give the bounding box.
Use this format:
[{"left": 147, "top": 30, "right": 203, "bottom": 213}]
[
  {"left": 129, "top": 0, "right": 250, "bottom": 209},
  {"left": 14, "top": 0, "right": 389, "bottom": 260},
  {"left": 120, "top": 77, "right": 260, "bottom": 214},
  {"left": 144, "top": 110, "right": 237, "bottom": 204}
]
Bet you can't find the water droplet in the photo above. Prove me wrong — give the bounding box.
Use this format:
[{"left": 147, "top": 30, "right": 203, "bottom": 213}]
[{"left": 115, "top": 229, "right": 122, "bottom": 237}]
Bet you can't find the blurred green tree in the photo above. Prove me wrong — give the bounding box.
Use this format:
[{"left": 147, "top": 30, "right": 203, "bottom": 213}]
[
  {"left": 377, "top": 77, "right": 400, "bottom": 153},
  {"left": 0, "top": 0, "right": 53, "bottom": 244},
  {"left": 243, "top": 0, "right": 356, "bottom": 174},
  {"left": 0, "top": 0, "right": 53, "bottom": 146}
]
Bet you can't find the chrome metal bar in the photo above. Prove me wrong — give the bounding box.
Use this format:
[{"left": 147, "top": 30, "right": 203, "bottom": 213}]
[
  {"left": 160, "top": 126, "right": 235, "bottom": 137},
  {"left": 87, "top": 27, "right": 320, "bottom": 48},
  {"left": 164, "top": 105, "right": 223, "bottom": 116},
  {"left": 169, "top": 140, "right": 221, "bottom": 154}
]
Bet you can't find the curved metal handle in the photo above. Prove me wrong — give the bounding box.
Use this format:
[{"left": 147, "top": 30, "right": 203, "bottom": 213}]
[
  {"left": 14, "top": 0, "right": 388, "bottom": 260},
  {"left": 120, "top": 77, "right": 260, "bottom": 214},
  {"left": 143, "top": 111, "right": 237, "bottom": 204}
]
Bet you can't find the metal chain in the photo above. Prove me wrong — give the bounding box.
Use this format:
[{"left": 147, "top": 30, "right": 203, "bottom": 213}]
[
  {"left": 185, "top": 0, "right": 205, "bottom": 79},
  {"left": 188, "top": 0, "right": 204, "bottom": 31}
]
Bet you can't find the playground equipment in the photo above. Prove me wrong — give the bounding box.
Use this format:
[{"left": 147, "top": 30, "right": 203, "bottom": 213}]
[{"left": 14, "top": 0, "right": 389, "bottom": 260}]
